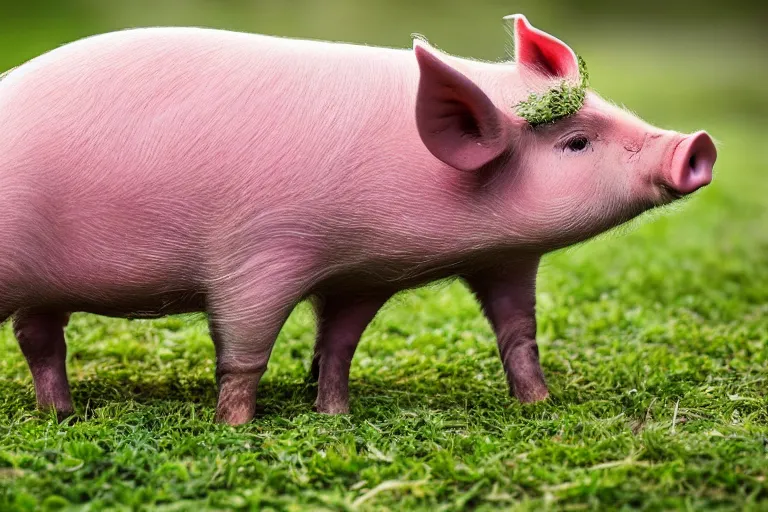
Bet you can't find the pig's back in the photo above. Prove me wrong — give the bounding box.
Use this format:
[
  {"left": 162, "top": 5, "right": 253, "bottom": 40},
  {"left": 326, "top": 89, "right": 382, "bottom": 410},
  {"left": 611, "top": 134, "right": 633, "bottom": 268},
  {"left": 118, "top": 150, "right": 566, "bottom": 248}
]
[
  {"left": 0, "top": 27, "right": 413, "bottom": 191},
  {"left": 0, "top": 28, "right": 417, "bottom": 307}
]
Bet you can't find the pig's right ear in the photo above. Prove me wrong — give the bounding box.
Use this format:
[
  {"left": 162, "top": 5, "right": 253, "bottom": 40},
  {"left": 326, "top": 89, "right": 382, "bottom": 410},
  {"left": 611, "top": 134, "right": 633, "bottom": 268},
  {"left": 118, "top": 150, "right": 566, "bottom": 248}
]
[
  {"left": 414, "top": 41, "right": 508, "bottom": 172},
  {"left": 505, "top": 14, "right": 579, "bottom": 80}
]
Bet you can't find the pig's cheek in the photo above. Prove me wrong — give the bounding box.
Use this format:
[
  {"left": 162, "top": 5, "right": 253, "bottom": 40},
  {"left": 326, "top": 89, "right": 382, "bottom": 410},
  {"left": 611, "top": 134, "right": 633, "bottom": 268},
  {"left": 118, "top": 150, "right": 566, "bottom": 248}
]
[
  {"left": 515, "top": 153, "right": 600, "bottom": 211},
  {"left": 546, "top": 158, "right": 601, "bottom": 202},
  {"left": 624, "top": 155, "right": 658, "bottom": 200},
  {"left": 532, "top": 172, "right": 601, "bottom": 217}
]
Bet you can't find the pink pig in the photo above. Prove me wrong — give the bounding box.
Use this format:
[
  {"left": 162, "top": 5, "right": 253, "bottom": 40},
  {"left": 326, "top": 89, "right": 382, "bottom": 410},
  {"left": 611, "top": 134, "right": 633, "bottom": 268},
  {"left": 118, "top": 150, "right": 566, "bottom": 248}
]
[{"left": 0, "top": 15, "right": 716, "bottom": 424}]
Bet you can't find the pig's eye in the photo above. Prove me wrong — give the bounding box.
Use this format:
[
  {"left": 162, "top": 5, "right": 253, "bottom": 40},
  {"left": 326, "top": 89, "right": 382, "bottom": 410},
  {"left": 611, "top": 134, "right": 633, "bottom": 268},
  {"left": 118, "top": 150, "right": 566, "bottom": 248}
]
[{"left": 565, "top": 136, "right": 590, "bottom": 152}]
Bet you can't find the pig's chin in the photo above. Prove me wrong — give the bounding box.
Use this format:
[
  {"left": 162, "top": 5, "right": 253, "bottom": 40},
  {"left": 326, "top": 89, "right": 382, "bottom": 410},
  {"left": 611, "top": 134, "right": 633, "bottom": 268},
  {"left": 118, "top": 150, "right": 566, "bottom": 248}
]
[
  {"left": 532, "top": 204, "right": 652, "bottom": 252},
  {"left": 558, "top": 203, "right": 659, "bottom": 249},
  {"left": 653, "top": 183, "right": 690, "bottom": 208}
]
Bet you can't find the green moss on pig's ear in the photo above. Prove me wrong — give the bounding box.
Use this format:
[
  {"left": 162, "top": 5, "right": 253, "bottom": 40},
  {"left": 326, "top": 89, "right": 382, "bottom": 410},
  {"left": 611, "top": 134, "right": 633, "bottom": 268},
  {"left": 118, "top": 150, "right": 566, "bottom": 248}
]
[{"left": 514, "top": 55, "right": 590, "bottom": 126}]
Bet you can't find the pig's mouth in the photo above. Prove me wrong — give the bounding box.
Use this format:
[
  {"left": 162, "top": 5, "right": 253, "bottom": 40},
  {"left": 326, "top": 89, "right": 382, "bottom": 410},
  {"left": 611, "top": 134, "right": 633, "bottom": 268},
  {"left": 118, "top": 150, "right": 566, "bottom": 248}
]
[{"left": 658, "top": 183, "right": 685, "bottom": 202}]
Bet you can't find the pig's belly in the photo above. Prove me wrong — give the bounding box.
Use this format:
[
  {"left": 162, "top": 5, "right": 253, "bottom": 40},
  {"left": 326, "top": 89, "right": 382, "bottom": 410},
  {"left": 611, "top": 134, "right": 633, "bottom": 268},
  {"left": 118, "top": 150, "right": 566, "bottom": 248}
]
[{"left": 48, "top": 291, "right": 206, "bottom": 320}]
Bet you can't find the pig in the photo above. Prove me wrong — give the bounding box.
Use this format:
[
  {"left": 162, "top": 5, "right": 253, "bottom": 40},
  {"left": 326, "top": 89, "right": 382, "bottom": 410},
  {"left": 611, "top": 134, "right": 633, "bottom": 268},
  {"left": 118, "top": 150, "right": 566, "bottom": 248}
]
[{"left": 0, "top": 15, "right": 716, "bottom": 425}]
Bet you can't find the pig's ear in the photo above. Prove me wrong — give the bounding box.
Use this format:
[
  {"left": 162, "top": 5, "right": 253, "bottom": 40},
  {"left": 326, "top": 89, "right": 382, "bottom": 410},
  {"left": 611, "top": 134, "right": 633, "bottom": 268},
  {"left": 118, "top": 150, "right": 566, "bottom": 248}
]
[
  {"left": 504, "top": 14, "right": 579, "bottom": 79},
  {"left": 413, "top": 40, "right": 508, "bottom": 172}
]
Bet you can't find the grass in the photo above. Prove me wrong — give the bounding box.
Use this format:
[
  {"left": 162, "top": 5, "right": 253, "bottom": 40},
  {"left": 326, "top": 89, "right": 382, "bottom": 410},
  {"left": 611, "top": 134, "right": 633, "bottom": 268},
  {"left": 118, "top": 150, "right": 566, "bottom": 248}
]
[{"left": 1, "top": 11, "right": 768, "bottom": 511}]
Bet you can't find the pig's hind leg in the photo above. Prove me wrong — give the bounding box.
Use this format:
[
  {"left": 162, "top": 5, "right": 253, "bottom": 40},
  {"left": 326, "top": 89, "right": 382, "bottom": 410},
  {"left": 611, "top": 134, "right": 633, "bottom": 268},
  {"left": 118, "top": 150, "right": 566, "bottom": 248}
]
[
  {"left": 207, "top": 279, "right": 305, "bottom": 425},
  {"left": 205, "top": 245, "right": 335, "bottom": 425},
  {"left": 465, "top": 258, "right": 549, "bottom": 403},
  {"left": 310, "top": 294, "right": 390, "bottom": 414},
  {"left": 13, "top": 310, "right": 74, "bottom": 420}
]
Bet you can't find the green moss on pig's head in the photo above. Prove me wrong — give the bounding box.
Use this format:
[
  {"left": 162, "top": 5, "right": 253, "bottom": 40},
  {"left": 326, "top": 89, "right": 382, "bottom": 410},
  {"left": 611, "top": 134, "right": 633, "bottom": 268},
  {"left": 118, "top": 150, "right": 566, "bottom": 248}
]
[
  {"left": 514, "top": 56, "right": 589, "bottom": 125},
  {"left": 504, "top": 14, "right": 590, "bottom": 126}
]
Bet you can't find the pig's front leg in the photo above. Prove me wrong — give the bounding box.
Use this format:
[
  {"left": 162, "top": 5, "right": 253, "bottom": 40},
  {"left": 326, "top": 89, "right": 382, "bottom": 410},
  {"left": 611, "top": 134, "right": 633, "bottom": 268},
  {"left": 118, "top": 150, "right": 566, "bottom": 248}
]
[
  {"left": 13, "top": 310, "right": 74, "bottom": 420},
  {"left": 311, "top": 294, "right": 390, "bottom": 414},
  {"left": 465, "top": 258, "right": 549, "bottom": 403}
]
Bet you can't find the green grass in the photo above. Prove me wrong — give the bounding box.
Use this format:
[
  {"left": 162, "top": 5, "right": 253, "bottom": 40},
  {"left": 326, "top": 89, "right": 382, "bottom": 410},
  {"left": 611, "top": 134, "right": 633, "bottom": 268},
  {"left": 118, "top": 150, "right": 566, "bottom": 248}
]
[{"left": 2, "top": 11, "right": 768, "bottom": 511}]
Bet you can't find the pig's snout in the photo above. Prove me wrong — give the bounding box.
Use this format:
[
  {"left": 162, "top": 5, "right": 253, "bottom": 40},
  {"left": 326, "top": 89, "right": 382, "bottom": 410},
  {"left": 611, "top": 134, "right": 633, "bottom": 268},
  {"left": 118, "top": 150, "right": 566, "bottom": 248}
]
[{"left": 668, "top": 131, "right": 717, "bottom": 196}]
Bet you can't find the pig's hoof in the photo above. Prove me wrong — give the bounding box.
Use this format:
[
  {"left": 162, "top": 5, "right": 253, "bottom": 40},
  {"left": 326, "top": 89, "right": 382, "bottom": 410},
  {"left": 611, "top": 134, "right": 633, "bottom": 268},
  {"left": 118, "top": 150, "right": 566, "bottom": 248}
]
[
  {"left": 37, "top": 402, "right": 74, "bottom": 423},
  {"left": 215, "top": 373, "right": 259, "bottom": 425},
  {"left": 512, "top": 379, "right": 550, "bottom": 403},
  {"left": 55, "top": 408, "right": 75, "bottom": 423},
  {"left": 516, "top": 388, "right": 549, "bottom": 403},
  {"left": 313, "top": 400, "right": 350, "bottom": 415},
  {"left": 214, "top": 406, "right": 255, "bottom": 426},
  {"left": 214, "top": 395, "right": 256, "bottom": 425},
  {"left": 39, "top": 407, "right": 74, "bottom": 423}
]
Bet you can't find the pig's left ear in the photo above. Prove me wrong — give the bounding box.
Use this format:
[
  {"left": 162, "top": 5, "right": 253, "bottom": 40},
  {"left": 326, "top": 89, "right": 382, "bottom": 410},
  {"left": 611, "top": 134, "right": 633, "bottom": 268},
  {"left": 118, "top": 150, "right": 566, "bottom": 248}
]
[
  {"left": 414, "top": 40, "right": 508, "bottom": 172},
  {"left": 504, "top": 14, "right": 579, "bottom": 80}
]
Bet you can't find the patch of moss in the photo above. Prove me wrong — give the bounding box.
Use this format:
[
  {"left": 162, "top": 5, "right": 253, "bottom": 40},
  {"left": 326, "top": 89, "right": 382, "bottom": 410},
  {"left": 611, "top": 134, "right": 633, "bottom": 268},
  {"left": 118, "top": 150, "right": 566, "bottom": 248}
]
[{"left": 515, "top": 55, "right": 590, "bottom": 126}]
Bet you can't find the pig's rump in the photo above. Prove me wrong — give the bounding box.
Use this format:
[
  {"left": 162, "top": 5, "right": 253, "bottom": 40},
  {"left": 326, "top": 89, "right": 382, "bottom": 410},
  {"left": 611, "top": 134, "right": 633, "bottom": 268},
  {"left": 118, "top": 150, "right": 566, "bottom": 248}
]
[{"left": 0, "top": 29, "right": 315, "bottom": 317}]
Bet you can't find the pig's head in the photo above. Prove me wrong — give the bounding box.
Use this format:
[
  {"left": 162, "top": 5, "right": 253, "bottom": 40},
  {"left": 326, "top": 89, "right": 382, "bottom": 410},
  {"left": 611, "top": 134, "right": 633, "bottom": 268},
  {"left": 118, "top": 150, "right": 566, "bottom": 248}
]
[{"left": 413, "top": 14, "right": 717, "bottom": 250}]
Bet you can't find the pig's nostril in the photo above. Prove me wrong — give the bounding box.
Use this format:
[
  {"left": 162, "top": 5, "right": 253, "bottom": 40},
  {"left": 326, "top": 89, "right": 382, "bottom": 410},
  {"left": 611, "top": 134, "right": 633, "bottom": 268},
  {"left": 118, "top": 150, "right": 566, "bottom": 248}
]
[{"left": 688, "top": 153, "right": 699, "bottom": 175}]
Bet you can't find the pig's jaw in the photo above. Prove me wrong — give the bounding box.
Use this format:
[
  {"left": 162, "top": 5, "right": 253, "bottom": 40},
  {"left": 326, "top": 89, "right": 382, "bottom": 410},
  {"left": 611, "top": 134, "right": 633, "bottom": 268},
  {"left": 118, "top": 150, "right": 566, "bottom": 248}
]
[{"left": 488, "top": 171, "right": 662, "bottom": 254}]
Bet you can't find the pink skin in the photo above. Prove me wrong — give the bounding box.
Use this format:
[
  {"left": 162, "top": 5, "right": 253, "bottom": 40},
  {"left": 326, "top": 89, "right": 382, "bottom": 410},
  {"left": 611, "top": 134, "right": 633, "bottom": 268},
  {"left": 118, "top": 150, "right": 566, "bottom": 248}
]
[{"left": 0, "top": 15, "right": 716, "bottom": 424}]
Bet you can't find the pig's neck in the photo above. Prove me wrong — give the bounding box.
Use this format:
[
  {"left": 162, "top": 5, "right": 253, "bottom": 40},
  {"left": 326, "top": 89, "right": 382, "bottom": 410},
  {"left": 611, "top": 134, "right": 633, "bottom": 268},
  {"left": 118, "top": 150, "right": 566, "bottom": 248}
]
[{"left": 261, "top": 46, "right": 544, "bottom": 286}]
